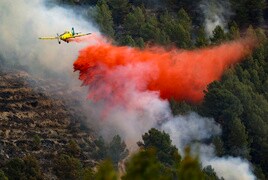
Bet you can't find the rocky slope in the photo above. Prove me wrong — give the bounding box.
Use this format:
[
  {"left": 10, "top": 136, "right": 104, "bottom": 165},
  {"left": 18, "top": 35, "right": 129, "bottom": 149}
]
[{"left": 0, "top": 68, "right": 98, "bottom": 176}]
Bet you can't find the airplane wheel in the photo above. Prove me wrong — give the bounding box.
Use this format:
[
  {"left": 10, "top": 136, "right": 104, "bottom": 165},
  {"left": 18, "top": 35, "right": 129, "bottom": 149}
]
[
  {"left": 58, "top": 41, "right": 61, "bottom": 44},
  {"left": 67, "top": 41, "right": 69, "bottom": 43}
]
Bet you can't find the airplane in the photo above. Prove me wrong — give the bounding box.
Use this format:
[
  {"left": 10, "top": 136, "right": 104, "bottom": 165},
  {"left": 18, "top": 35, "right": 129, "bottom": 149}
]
[{"left": 39, "top": 27, "right": 91, "bottom": 44}]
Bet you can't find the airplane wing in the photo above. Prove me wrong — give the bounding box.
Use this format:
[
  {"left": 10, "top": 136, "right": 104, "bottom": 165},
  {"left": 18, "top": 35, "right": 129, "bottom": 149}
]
[
  {"left": 72, "top": 33, "right": 91, "bottom": 38},
  {"left": 39, "top": 37, "right": 58, "bottom": 40}
]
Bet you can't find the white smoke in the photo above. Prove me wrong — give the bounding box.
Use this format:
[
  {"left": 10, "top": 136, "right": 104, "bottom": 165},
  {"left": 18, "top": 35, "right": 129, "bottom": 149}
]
[
  {"left": 160, "top": 113, "right": 221, "bottom": 154},
  {"left": 203, "top": 157, "right": 255, "bottom": 180},
  {"left": 199, "top": 0, "right": 233, "bottom": 36},
  {"left": 161, "top": 113, "right": 255, "bottom": 180},
  {"left": 97, "top": 91, "right": 170, "bottom": 146},
  {"left": 0, "top": 0, "right": 98, "bottom": 75}
]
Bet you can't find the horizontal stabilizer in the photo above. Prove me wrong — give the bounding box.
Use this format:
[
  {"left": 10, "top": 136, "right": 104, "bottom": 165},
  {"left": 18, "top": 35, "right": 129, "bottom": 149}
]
[{"left": 72, "top": 33, "right": 91, "bottom": 38}]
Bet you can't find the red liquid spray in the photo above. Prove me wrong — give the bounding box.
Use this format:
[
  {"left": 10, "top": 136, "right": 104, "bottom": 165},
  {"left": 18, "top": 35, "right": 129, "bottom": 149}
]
[{"left": 74, "top": 36, "right": 255, "bottom": 104}]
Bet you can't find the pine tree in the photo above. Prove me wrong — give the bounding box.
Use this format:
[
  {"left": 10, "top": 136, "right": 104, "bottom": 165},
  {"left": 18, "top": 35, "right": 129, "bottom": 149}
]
[
  {"left": 178, "top": 147, "right": 205, "bottom": 180},
  {"left": 94, "top": 160, "right": 118, "bottom": 180},
  {"left": 108, "top": 0, "right": 130, "bottom": 25},
  {"left": 124, "top": 7, "right": 145, "bottom": 37},
  {"left": 120, "top": 35, "right": 136, "bottom": 47},
  {"left": 135, "top": 37, "right": 145, "bottom": 48},
  {"left": 210, "top": 26, "right": 227, "bottom": 45},
  {"left": 138, "top": 128, "right": 181, "bottom": 167},
  {"left": 230, "top": 0, "right": 265, "bottom": 27},
  {"left": 54, "top": 154, "right": 83, "bottom": 179},
  {"left": 228, "top": 22, "right": 240, "bottom": 40},
  {"left": 95, "top": 0, "right": 115, "bottom": 37},
  {"left": 107, "top": 135, "right": 129, "bottom": 167},
  {"left": 122, "top": 149, "right": 172, "bottom": 180},
  {"left": 195, "top": 26, "right": 209, "bottom": 48},
  {"left": 0, "top": 170, "right": 8, "bottom": 180},
  {"left": 225, "top": 117, "right": 250, "bottom": 159}
]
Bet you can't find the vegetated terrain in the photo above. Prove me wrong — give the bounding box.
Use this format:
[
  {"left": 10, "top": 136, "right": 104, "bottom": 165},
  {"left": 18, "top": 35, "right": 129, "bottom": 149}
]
[
  {"left": 0, "top": 67, "right": 98, "bottom": 178},
  {"left": 1, "top": 0, "right": 268, "bottom": 179}
]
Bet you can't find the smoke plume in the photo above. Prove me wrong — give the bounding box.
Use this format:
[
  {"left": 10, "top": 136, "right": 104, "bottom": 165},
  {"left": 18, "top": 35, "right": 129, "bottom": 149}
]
[
  {"left": 200, "top": 0, "right": 233, "bottom": 36},
  {"left": 0, "top": 0, "right": 97, "bottom": 76},
  {"left": 162, "top": 115, "right": 255, "bottom": 180}
]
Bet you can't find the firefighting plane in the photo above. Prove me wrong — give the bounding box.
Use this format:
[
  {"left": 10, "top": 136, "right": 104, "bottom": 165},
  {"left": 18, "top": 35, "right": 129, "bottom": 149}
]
[{"left": 39, "top": 27, "right": 91, "bottom": 44}]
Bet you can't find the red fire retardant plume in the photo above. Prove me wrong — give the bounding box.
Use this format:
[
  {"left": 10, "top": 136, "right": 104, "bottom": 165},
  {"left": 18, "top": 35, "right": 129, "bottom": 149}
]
[{"left": 73, "top": 36, "right": 255, "bottom": 104}]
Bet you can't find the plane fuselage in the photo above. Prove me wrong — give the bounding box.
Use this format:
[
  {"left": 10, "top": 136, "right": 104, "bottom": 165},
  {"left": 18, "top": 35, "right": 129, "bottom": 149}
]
[{"left": 60, "top": 31, "right": 73, "bottom": 42}]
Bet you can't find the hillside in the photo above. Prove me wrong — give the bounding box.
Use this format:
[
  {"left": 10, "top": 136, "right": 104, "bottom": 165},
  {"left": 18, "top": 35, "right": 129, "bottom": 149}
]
[{"left": 0, "top": 68, "right": 98, "bottom": 178}]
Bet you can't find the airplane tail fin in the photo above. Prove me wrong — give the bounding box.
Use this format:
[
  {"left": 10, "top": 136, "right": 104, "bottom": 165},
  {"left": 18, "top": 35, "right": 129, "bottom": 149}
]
[{"left": 72, "top": 27, "right": 75, "bottom": 36}]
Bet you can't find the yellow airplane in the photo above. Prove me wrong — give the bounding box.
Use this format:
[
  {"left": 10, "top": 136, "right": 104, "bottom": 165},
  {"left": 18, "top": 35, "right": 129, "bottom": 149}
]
[{"left": 39, "top": 27, "right": 91, "bottom": 44}]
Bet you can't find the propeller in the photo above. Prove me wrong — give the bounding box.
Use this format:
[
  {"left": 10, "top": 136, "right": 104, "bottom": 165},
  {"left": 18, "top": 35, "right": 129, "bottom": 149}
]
[{"left": 57, "top": 33, "right": 61, "bottom": 44}]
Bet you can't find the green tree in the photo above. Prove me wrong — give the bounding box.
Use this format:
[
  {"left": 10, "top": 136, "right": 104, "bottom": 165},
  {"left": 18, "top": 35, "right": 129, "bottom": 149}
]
[
  {"left": 212, "top": 136, "right": 224, "bottom": 156},
  {"left": 4, "top": 156, "right": 43, "bottom": 180},
  {"left": 203, "top": 165, "right": 222, "bottom": 180},
  {"left": 33, "top": 134, "right": 41, "bottom": 150},
  {"left": 178, "top": 8, "right": 192, "bottom": 32},
  {"left": 0, "top": 170, "right": 8, "bottom": 180},
  {"left": 95, "top": 0, "right": 115, "bottom": 37},
  {"left": 160, "top": 9, "right": 192, "bottom": 48},
  {"left": 138, "top": 128, "right": 181, "bottom": 167},
  {"left": 140, "top": 15, "right": 169, "bottom": 44},
  {"left": 255, "top": 28, "right": 267, "bottom": 45},
  {"left": 177, "top": 8, "right": 192, "bottom": 48},
  {"left": 169, "top": 99, "right": 192, "bottom": 115},
  {"left": 160, "top": 11, "right": 179, "bottom": 45},
  {"left": 135, "top": 37, "right": 145, "bottom": 48},
  {"left": 93, "top": 136, "right": 107, "bottom": 160},
  {"left": 23, "top": 156, "right": 43, "bottom": 180},
  {"left": 230, "top": 0, "right": 248, "bottom": 27},
  {"left": 119, "top": 35, "right": 136, "bottom": 47},
  {"left": 82, "top": 167, "right": 94, "bottom": 180},
  {"left": 66, "top": 139, "right": 81, "bottom": 157},
  {"left": 230, "top": 0, "right": 265, "bottom": 27},
  {"left": 178, "top": 147, "right": 205, "bottom": 180},
  {"left": 156, "top": 30, "right": 170, "bottom": 45},
  {"left": 210, "top": 26, "right": 227, "bottom": 45},
  {"left": 108, "top": 0, "right": 130, "bottom": 25},
  {"left": 202, "top": 82, "right": 243, "bottom": 120},
  {"left": 253, "top": 165, "right": 266, "bottom": 180},
  {"left": 4, "top": 158, "right": 25, "bottom": 180},
  {"left": 124, "top": 7, "right": 145, "bottom": 37},
  {"left": 228, "top": 22, "right": 240, "bottom": 40},
  {"left": 107, "top": 135, "right": 129, "bottom": 167},
  {"left": 195, "top": 26, "right": 209, "bottom": 48},
  {"left": 54, "top": 154, "right": 82, "bottom": 180},
  {"left": 225, "top": 117, "right": 250, "bottom": 158},
  {"left": 122, "top": 149, "right": 172, "bottom": 180},
  {"left": 94, "top": 160, "right": 118, "bottom": 180},
  {"left": 140, "top": 17, "right": 157, "bottom": 42}
]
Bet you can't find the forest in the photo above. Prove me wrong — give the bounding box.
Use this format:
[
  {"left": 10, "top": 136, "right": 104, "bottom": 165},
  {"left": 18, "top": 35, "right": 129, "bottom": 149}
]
[{"left": 0, "top": 0, "right": 268, "bottom": 179}]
